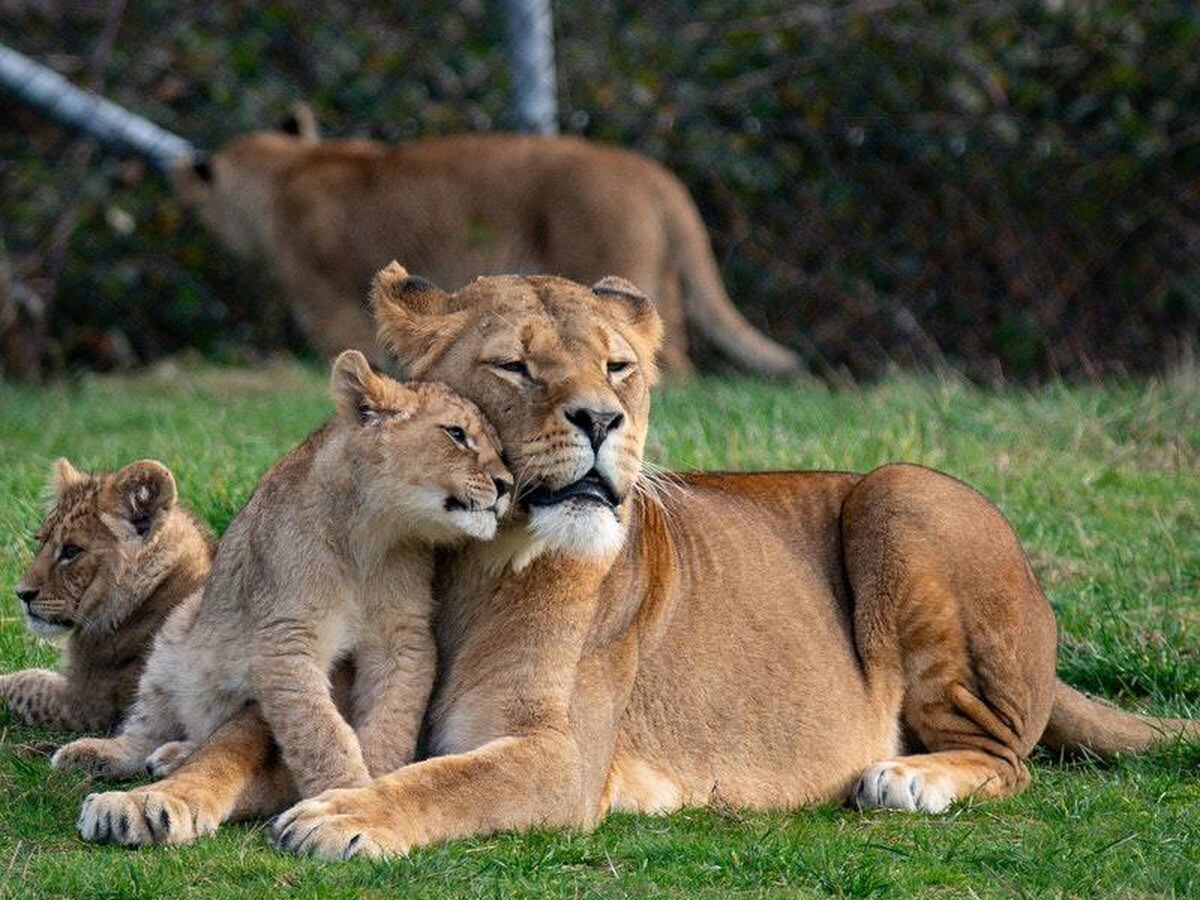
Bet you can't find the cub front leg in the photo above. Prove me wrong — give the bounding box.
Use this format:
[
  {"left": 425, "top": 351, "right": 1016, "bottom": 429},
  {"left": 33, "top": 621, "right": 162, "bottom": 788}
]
[
  {"left": 53, "top": 689, "right": 179, "bottom": 779},
  {"left": 0, "top": 669, "right": 104, "bottom": 731},
  {"left": 253, "top": 652, "right": 371, "bottom": 797},
  {"left": 352, "top": 615, "right": 437, "bottom": 776}
]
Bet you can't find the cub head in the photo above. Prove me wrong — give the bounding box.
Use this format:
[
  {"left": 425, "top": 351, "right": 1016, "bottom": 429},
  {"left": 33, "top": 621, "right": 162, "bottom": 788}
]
[
  {"left": 15, "top": 458, "right": 180, "bottom": 639},
  {"left": 371, "top": 262, "right": 663, "bottom": 561},
  {"left": 169, "top": 103, "right": 320, "bottom": 259},
  {"left": 330, "top": 350, "right": 512, "bottom": 543}
]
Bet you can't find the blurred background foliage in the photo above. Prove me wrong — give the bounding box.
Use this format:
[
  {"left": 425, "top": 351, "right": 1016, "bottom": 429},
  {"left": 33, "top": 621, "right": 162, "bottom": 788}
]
[{"left": 1, "top": 0, "right": 1198, "bottom": 382}]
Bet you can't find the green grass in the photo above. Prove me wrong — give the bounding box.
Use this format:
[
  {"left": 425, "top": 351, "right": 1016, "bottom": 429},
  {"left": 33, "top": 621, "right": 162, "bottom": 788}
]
[{"left": 0, "top": 361, "right": 1197, "bottom": 898}]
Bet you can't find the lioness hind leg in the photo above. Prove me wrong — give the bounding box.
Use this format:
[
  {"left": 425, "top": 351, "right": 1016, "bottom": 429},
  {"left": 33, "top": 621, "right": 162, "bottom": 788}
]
[
  {"left": 841, "top": 463, "right": 1058, "bottom": 810},
  {"left": 853, "top": 749, "right": 1030, "bottom": 813}
]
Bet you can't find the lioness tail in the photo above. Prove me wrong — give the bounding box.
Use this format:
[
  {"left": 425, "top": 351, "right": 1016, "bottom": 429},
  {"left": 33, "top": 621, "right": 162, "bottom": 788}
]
[
  {"left": 659, "top": 176, "right": 808, "bottom": 379},
  {"left": 1041, "top": 679, "right": 1200, "bottom": 755}
]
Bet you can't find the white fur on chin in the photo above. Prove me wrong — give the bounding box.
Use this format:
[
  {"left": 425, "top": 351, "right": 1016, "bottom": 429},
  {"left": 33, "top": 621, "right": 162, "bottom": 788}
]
[
  {"left": 25, "top": 613, "right": 70, "bottom": 642},
  {"left": 527, "top": 500, "right": 625, "bottom": 560}
]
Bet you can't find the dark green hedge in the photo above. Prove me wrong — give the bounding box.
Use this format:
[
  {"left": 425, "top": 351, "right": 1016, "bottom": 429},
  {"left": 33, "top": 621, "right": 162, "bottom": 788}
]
[{"left": 2, "top": 1, "right": 1198, "bottom": 380}]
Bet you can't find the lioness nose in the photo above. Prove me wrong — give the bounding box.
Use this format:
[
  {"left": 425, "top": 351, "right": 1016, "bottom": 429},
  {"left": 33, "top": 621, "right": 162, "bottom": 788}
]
[
  {"left": 16, "top": 588, "right": 38, "bottom": 606},
  {"left": 565, "top": 407, "right": 625, "bottom": 451},
  {"left": 492, "top": 475, "right": 512, "bottom": 498}
]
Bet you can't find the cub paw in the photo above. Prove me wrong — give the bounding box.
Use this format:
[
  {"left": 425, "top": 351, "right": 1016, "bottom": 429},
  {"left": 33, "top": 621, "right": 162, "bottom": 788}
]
[
  {"left": 852, "top": 759, "right": 954, "bottom": 813},
  {"left": 145, "top": 740, "right": 196, "bottom": 778},
  {"left": 77, "top": 789, "right": 217, "bottom": 846},
  {"left": 52, "top": 738, "right": 141, "bottom": 779}
]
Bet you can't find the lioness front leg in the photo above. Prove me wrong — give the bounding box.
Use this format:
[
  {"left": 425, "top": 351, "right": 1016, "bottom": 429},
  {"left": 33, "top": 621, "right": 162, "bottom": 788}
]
[
  {"left": 842, "top": 463, "right": 1058, "bottom": 812},
  {"left": 269, "top": 557, "right": 616, "bottom": 860},
  {"left": 270, "top": 728, "right": 584, "bottom": 860},
  {"left": 77, "top": 705, "right": 297, "bottom": 846},
  {"left": 0, "top": 669, "right": 100, "bottom": 731}
]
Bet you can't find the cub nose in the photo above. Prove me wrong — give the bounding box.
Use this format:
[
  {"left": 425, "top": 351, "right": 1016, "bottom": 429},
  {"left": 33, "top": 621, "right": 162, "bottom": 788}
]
[
  {"left": 492, "top": 475, "right": 512, "bottom": 499},
  {"left": 564, "top": 407, "right": 625, "bottom": 451},
  {"left": 16, "top": 588, "right": 38, "bottom": 606}
]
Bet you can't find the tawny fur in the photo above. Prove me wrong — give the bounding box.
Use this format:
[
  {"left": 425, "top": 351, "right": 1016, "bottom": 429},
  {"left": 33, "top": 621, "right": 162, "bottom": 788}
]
[
  {"left": 82, "top": 267, "right": 1198, "bottom": 855},
  {"left": 57, "top": 350, "right": 511, "bottom": 803},
  {"left": 4, "top": 459, "right": 212, "bottom": 732},
  {"left": 170, "top": 110, "right": 805, "bottom": 379}
]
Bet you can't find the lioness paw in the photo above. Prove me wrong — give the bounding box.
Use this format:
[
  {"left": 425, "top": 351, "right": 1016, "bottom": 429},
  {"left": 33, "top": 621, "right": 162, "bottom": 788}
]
[
  {"left": 852, "top": 759, "right": 955, "bottom": 813},
  {"left": 52, "top": 738, "right": 142, "bottom": 779},
  {"left": 269, "top": 789, "right": 397, "bottom": 860},
  {"left": 145, "top": 740, "right": 197, "bottom": 778},
  {"left": 78, "top": 790, "right": 216, "bottom": 846}
]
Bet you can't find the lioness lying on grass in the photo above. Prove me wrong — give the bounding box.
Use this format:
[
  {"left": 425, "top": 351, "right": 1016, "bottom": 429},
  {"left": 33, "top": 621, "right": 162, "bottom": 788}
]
[
  {"left": 56, "top": 351, "right": 511, "bottom": 844},
  {"left": 77, "top": 264, "right": 1198, "bottom": 858}
]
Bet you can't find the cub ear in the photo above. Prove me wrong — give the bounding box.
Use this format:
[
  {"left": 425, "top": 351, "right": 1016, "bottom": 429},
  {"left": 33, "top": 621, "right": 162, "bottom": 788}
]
[
  {"left": 279, "top": 102, "right": 319, "bottom": 144},
  {"left": 330, "top": 349, "right": 415, "bottom": 424},
  {"left": 370, "top": 261, "right": 471, "bottom": 377},
  {"left": 591, "top": 276, "right": 665, "bottom": 381},
  {"left": 104, "top": 460, "right": 177, "bottom": 540},
  {"left": 51, "top": 457, "right": 87, "bottom": 495}
]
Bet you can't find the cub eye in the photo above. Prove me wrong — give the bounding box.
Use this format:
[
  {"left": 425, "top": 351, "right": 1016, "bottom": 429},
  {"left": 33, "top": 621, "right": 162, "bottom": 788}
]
[
  {"left": 495, "top": 361, "right": 530, "bottom": 377},
  {"left": 442, "top": 425, "right": 469, "bottom": 447},
  {"left": 607, "top": 360, "right": 633, "bottom": 375},
  {"left": 59, "top": 544, "right": 83, "bottom": 563}
]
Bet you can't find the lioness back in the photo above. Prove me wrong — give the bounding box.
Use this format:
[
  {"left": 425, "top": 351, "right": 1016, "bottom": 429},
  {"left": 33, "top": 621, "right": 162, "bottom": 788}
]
[{"left": 175, "top": 126, "right": 805, "bottom": 377}]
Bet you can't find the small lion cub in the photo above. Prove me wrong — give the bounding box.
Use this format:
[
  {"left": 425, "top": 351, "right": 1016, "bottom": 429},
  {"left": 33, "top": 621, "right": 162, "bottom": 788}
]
[
  {"left": 3, "top": 459, "right": 212, "bottom": 732},
  {"left": 55, "top": 351, "right": 512, "bottom": 796}
]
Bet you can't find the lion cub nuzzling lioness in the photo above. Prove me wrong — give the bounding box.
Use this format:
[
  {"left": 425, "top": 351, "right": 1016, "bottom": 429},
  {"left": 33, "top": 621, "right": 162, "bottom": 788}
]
[
  {"left": 4, "top": 459, "right": 212, "bottom": 732},
  {"left": 54, "top": 351, "right": 512, "bottom": 798}
]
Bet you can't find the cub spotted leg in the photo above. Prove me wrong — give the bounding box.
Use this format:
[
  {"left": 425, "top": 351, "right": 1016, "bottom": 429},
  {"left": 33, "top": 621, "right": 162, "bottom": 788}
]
[
  {"left": 841, "top": 463, "right": 1058, "bottom": 812},
  {"left": 0, "top": 669, "right": 103, "bottom": 731},
  {"left": 77, "top": 705, "right": 297, "bottom": 846}
]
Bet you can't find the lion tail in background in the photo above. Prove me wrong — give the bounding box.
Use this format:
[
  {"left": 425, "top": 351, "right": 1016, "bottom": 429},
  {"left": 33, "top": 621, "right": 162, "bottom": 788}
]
[
  {"left": 1040, "top": 680, "right": 1200, "bottom": 755},
  {"left": 657, "top": 174, "right": 809, "bottom": 380}
]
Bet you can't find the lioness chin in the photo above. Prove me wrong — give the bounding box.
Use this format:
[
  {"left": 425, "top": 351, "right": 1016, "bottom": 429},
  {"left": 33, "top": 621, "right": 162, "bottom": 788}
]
[{"left": 86, "top": 265, "right": 1199, "bottom": 858}]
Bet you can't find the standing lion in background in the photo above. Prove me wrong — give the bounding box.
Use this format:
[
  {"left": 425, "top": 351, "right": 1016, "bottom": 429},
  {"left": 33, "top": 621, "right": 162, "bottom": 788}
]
[{"left": 170, "top": 105, "right": 805, "bottom": 379}]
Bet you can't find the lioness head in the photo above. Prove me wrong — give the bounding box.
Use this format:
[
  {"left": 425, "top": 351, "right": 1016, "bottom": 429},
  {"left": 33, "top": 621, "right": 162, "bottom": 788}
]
[
  {"left": 371, "top": 262, "right": 663, "bottom": 560},
  {"left": 170, "top": 104, "right": 320, "bottom": 260},
  {"left": 16, "top": 459, "right": 181, "bottom": 639},
  {"left": 330, "top": 350, "right": 513, "bottom": 543}
]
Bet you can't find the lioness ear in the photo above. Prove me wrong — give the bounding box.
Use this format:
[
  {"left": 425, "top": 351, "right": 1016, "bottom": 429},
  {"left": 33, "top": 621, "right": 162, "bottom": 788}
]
[
  {"left": 370, "top": 261, "right": 472, "bottom": 377},
  {"left": 279, "top": 102, "right": 319, "bottom": 144},
  {"left": 330, "top": 349, "right": 415, "bottom": 424},
  {"left": 51, "top": 457, "right": 87, "bottom": 495},
  {"left": 103, "top": 460, "right": 177, "bottom": 540},
  {"left": 591, "top": 276, "right": 665, "bottom": 382}
]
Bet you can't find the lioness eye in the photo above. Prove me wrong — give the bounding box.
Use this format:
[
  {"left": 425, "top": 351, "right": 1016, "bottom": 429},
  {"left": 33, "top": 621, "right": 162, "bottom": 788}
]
[
  {"left": 442, "top": 425, "right": 469, "bottom": 447},
  {"left": 607, "top": 360, "right": 633, "bottom": 375},
  {"left": 59, "top": 544, "right": 83, "bottom": 562},
  {"left": 496, "top": 361, "right": 530, "bottom": 377}
]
